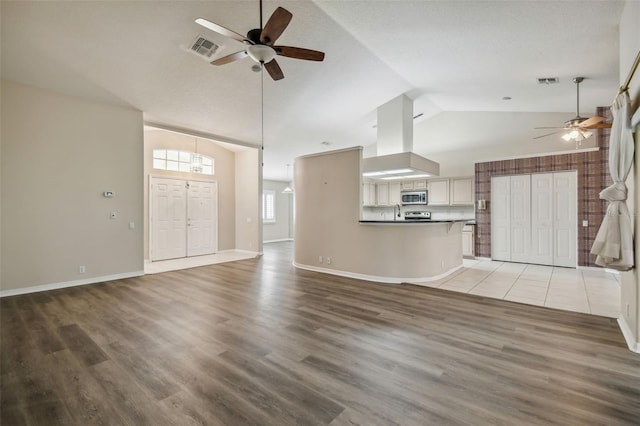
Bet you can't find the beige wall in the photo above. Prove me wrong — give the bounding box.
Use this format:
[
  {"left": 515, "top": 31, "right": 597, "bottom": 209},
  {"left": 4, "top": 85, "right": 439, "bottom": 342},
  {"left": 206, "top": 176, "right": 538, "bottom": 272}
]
[
  {"left": 262, "top": 180, "right": 293, "bottom": 242},
  {"left": 294, "top": 147, "right": 462, "bottom": 282},
  {"left": 1, "top": 80, "right": 143, "bottom": 292},
  {"left": 619, "top": 0, "right": 640, "bottom": 351},
  {"left": 235, "top": 149, "right": 262, "bottom": 252},
  {"left": 143, "top": 130, "right": 237, "bottom": 258}
]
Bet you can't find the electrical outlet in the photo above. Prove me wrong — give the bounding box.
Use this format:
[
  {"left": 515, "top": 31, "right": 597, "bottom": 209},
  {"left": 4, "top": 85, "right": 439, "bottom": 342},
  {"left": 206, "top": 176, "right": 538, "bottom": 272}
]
[
  {"left": 79, "top": 265, "right": 86, "bottom": 274},
  {"left": 319, "top": 256, "right": 323, "bottom": 264},
  {"left": 582, "top": 220, "right": 589, "bottom": 227},
  {"left": 327, "top": 257, "right": 332, "bottom": 265}
]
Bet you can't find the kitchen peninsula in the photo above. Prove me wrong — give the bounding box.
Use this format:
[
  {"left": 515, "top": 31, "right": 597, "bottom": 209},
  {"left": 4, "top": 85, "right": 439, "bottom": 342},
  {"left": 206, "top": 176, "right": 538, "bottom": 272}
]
[{"left": 294, "top": 147, "right": 466, "bottom": 284}]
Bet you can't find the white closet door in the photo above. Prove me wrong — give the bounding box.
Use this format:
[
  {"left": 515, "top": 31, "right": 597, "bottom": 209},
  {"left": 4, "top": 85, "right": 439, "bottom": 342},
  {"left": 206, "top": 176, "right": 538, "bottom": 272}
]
[
  {"left": 491, "top": 176, "right": 511, "bottom": 261},
  {"left": 187, "top": 181, "right": 218, "bottom": 257},
  {"left": 509, "top": 174, "right": 531, "bottom": 263},
  {"left": 553, "top": 171, "right": 577, "bottom": 267},
  {"left": 530, "top": 173, "right": 554, "bottom": 265},
  {"left": 151, "top": 177, "right": 187, "bottom": 261}
]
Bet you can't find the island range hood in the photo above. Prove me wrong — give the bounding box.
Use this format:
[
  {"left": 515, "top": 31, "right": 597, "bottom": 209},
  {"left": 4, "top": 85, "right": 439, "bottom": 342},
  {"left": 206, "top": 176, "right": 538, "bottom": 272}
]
[{"left": 362, "top": 94, "right": 439, "bottom": 179}]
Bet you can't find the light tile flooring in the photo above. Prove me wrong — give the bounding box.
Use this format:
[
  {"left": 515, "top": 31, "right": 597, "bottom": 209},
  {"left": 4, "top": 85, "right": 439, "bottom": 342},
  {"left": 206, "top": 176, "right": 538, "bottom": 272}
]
[
  {"left": 412, "top": 259, "right": 621, "bottom": 318},
  {"left": 144, "top": 250, "right": 257, "bottom": 274}
]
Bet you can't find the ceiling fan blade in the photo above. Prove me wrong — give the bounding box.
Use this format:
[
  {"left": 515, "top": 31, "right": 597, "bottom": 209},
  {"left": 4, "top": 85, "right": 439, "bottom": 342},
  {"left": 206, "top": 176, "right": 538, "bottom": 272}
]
[
  {"left": 211, "top": 50, "right": 248, "bottom": 66},
  {"left": 533, "top": 130, "right": 564, "bottom": 139},
  {"left": 195, "top": 18, "right": 251, "bottom": 44},
  {"left": 260, "top": 7, "right": 292, "bottom": 45},
  {"left": 275, "top": 46, "right": 325, "bottom": 61},
  {"left": 578, "top": 116, "right": 605, "bottom": 128},
  {"left": 264, "top": 59, "right": 284, "bottom": 81},
  {"left": 585, "top": 122, "right": 613, "bottom": 129}
]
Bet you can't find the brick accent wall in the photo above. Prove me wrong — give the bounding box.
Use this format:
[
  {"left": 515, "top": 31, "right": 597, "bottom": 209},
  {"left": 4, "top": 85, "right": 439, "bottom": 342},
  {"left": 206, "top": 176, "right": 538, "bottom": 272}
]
[{"left": 474, "top": 107, "right": 611, "bottom": 267}]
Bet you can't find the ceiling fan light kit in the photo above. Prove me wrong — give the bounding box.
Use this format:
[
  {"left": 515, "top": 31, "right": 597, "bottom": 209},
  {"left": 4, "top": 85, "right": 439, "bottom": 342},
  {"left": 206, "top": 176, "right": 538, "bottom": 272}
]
[{"left": 195, "top": 0, "right": 325, "bottom": 81}]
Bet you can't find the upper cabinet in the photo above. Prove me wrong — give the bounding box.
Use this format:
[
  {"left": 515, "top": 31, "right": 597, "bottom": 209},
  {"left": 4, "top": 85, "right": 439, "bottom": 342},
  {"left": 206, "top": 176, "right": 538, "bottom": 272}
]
[
  {"left": 450, "top": 177, "right": 474, "bottom": 205},
  {"left": 389, "top": 182, "right": 402, "bottom": 205},
  {"left": 427, "top": 179, "right": 450, "bottom": 205},
  {"left": 376, "top": 182, "right": 389, "bottom": 206},
  {"left": 427, "top": 177, "right": 474, "bottom": 206}
]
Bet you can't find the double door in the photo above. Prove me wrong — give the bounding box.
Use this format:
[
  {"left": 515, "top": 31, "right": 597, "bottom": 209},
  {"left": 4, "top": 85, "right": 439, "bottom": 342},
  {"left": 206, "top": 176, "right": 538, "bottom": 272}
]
[
  {"left": 150, "top": 177, "right": 218, "bottom": 261},
  {"left": 491, "top": 172, "right": 576, "bottom": 267}
]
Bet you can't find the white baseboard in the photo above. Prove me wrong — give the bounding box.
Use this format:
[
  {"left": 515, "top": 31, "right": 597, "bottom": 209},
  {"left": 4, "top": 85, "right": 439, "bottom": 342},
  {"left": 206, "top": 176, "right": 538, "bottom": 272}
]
[
  {"left": 617, "top": 317, "right": 640, "bottom": 354},
  {"left": 0, "top": 270, "right": 145, "bottom": 298},
  {"left": 264, "top": 238, "right": 293, "bottom": 243},
  {"left": 578, "top": 265, "right": 621, "bottom": 274},
  {"left": 292, "top": 262, "right": 463, "bottom": 285},
  {"left": 474, "top": 257, "right": 492, "bottom": 261},
  {"left": 219, "top": 249, "right": 260, "bottom": 257}
]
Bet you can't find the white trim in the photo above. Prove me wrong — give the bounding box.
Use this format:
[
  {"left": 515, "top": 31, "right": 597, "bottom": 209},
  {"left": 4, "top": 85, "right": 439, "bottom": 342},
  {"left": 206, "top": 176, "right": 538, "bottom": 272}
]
[
  {"left": 474, "top": 257, "right": 493, "bottom": 261},
  {"left": 292, "top": 262, "right": 463, "bottom": 284},
  {"left": 219, "top": 249, "right": 260, "bottom": 256},
  {"left": 475, "top": 147, "right": 599, "bottom": 164},
  {"left": 617, "top": 317, "right": 640, "bottom": 354},
  {"left": 264, "top": 238, "right": 294, "bottom": 243},
  {"left": 0, "top": 271, "right": 145, "bottom": 298},
  {"left": 144, "top": 121, "right": 256, "bottom": 151}
]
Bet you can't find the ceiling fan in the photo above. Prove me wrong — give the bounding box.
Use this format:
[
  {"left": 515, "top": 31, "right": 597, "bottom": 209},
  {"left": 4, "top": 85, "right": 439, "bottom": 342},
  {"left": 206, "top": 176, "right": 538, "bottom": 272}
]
[
  {"left": 195, "top": 0, "right": 325, "bottom": 81},
  {"left": 534, "top": 77, "right": 612, "bottom": 142}
]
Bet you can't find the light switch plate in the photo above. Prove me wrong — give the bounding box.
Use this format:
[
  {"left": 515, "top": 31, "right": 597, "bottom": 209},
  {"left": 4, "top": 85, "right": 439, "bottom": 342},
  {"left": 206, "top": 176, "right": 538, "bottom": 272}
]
[{"left": 582, "top": 220, "right": 588, "bottom": 227}]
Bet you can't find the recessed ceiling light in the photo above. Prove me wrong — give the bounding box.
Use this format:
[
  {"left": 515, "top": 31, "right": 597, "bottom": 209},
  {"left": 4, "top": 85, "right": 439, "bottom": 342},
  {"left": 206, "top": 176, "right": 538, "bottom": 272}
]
[
  {"left": 321, "top": 141, "right": 331, "bottom": 146},
  {"left": 502, "top": 96, "right": 512, "bottom": 100}
]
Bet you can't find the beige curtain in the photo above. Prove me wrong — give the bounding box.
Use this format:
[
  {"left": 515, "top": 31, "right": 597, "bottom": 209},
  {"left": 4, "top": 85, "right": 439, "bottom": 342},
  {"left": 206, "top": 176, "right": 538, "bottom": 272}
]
[{"left": 591, "top": 90, "right": 635, "bottom": 271}]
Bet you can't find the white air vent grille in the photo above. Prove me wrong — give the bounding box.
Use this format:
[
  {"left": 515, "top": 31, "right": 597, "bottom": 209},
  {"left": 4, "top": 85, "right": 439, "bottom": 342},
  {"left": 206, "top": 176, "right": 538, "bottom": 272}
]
[
  {"left": 190, "top": 36, "right": 219, "bottom": 59},
  {"left": 537, "top": 77, "right": 559, "bottom": 85}
]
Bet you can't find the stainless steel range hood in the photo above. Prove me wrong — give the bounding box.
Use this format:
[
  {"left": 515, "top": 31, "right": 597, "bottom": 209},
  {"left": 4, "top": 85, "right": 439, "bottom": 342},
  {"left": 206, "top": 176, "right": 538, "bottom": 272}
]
[{"left": 362, "top": 94, "right": 439, "bottom": 179}]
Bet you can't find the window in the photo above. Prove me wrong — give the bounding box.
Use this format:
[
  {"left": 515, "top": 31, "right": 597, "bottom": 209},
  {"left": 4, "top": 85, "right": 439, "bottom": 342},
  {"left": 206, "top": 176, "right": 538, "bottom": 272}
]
[
  {"left": 153, "top": 149, "right": 214, "bottom": 175},
  {"left": 262, "top": 190, "right": 276, "bottom": 223}
]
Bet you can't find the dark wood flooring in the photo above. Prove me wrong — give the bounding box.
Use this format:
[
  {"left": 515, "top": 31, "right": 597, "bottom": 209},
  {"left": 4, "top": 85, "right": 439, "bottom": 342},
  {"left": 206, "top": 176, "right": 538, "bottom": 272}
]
[{"left": 2, "top": 241, "right": 639, "bottom": 425}]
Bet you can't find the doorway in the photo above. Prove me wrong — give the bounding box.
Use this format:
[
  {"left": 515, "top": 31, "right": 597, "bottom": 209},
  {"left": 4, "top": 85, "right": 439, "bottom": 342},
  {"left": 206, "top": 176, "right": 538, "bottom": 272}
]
[{"left": 150, "top": 176, "right": 218, "bottom": 261}]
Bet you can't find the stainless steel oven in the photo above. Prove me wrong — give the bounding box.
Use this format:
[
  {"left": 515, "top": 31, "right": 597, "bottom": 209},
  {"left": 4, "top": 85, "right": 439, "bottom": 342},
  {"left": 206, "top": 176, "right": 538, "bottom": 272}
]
[{"left": 401, "top": 190, "right": 427, "bottom": 205}]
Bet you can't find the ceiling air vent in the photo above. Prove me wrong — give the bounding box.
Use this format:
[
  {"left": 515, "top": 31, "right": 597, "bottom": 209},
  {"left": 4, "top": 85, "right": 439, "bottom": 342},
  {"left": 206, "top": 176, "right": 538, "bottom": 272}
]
[
  {"left": 537, "top": 77, "right": 559, "bottom": 85},
  {"left": 189, "top": 36, "right": 219, "bottom": 59}
]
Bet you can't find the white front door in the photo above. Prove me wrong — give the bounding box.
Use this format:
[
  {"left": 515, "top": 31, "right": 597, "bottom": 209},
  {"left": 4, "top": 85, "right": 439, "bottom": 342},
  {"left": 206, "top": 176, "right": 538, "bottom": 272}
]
[
  {"left": 150, "top": 177, "right": 218, "bottom": 261},
  {"left": 187, "top": 180, "right": 218, "bottom": 257},
  {"left": 530, "top": 173, "right": 554, "bottom": 265},
  {"left": 553, "top": 171, "right": 577, "bottom": 267},
  {"left": 491, "top": 176, "right": 511, "bottom": 261},
  {"left": 509, "top": 174, "right": 531, "bottom": 263},
  {"left": 150, "top": 177, "right": 187, "bottom": 261}
]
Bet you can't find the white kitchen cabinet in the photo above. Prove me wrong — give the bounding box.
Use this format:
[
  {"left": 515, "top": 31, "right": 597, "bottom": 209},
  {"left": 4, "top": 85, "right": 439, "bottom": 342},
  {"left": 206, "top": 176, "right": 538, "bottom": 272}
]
[
  {"left": 401, "top": 181, "right": 414, "bottom": 190},
  {"left": 363, "top": 183, "right": 376, "bottom": 206},
  {"left": 413, "top": 180, "right": 427, "bottom": 189},
  {"left": 450, "top": 177, "right": 474, "bottom": 205},
  {"left": 462, "top": 225, "right": 475, "bottom": 257},
  {"left": 389, "top": 182, "right": 401, "bottom": 204},
  {"left": 427, "top": 179, "right": 450, "bottom": 205},
  {"left": 376, "top": 182, "right": 389, "bottom": 205}
]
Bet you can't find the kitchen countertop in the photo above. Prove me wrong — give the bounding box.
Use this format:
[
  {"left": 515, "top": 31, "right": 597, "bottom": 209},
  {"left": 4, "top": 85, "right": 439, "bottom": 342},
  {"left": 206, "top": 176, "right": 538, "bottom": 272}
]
[{"left": 359, "top": 219, "right": 471, "bottom": 224}]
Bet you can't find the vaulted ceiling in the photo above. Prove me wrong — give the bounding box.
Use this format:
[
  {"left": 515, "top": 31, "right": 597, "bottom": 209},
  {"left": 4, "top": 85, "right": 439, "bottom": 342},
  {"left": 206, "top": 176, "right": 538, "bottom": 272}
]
[{"left": 1, "top": 1, "right": 624, "bottom": 180}]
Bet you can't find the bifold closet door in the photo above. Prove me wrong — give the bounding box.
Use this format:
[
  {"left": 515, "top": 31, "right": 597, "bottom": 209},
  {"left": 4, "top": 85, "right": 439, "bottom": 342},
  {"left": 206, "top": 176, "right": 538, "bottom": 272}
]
[
  {"left": 491, "top": 172, "right": 577, "bottom": 267},
  {"left": 491, "top": 176, "right": 511, "bottom": 261},
  {"left": 530, "top": 173, "right": 554, "bottom": 265},
  {"left": 553, "top": 171, "right": 577, "bottom": 267},
  {"left": 151, "top": 177, "right": 187, "bottom": 261},
  {"left": 509, "top": 174, "right": 531, "bottom": 263}
]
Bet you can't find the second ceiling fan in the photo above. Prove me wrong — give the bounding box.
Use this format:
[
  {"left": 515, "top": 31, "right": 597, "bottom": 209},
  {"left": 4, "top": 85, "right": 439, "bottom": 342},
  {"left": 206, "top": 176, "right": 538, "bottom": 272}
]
[{"left": 196, "top": 0, "right": 325, "bottom": 81}]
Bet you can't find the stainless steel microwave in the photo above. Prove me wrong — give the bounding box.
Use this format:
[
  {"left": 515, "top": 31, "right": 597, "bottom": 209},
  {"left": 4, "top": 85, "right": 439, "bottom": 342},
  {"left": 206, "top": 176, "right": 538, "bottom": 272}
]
[{"left": 401, "top": 190, "right": 428, "bottom": 205}]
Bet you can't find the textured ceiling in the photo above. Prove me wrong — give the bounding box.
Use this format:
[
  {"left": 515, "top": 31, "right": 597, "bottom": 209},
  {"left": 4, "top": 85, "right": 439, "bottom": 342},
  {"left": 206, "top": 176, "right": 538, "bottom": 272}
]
[{"left": 1, "top": 1, "right": 625, "bottom": 180}]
